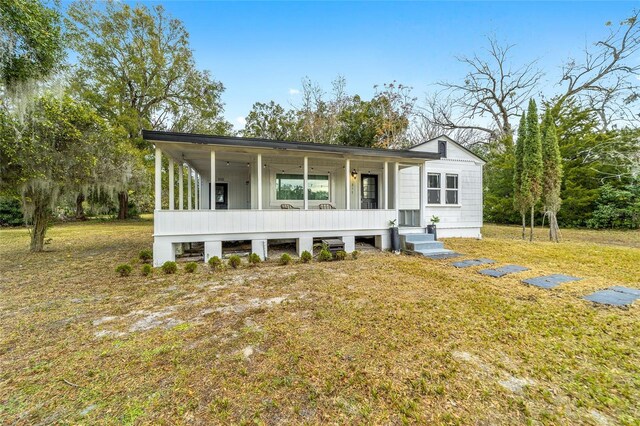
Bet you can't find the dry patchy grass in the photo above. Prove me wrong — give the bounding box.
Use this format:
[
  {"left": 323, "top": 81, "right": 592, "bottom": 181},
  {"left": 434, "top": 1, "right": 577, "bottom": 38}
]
[{"left": 0, "top": 220, "right": 639, "bottom": 425}]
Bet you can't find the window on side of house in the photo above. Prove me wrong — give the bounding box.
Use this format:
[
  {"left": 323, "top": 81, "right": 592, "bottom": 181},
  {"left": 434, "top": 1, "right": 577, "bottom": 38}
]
[
  {"left": 446, "top": 174, "right": 459, "bottom": 204},
  {"left": 427, "top": 173, "right": 441, "bottom": 204},
  {"left": 275, "top": 174, "right": 329, "bottom": 201}
]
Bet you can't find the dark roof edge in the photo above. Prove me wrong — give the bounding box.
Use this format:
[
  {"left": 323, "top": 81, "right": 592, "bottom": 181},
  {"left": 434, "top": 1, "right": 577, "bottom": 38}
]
[{"left": 143, "top": 130, "right": 441, "bottom": 160}]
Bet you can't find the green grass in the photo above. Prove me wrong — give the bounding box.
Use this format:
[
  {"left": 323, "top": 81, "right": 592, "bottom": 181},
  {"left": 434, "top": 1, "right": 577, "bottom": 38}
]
[{"left": 0, "top": 220, "right": 638, "bottom": 424}]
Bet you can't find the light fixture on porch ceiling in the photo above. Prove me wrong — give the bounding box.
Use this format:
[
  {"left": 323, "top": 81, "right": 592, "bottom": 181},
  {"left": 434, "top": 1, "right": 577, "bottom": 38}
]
[
  {"left": 351, "top": 169, "right": 358, "bottom": 179},
  {"left": 246, "top": 162, "right": 250, "bottom": 167},
  {"left": 263, "top": 163, "right": 266, "bottom": 168},
  {"left": 226, "top": 161, "right": 230, "bottom": 166}
]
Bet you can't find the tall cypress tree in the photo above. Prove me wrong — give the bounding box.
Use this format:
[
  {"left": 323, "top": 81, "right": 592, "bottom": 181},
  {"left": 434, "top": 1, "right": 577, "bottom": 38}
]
[
  {"left": 513, "top": 112, "right": 527, "bottom": 239},
  {"left": 521, "top": 99, "right": 543, "bottom": 241},
  {"left": 541, "top": 109, "right": 563, "bottom": 242}
]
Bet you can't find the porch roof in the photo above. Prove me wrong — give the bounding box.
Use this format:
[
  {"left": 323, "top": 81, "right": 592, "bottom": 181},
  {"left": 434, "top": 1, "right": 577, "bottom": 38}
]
[{"left": 143, "top": 130, "right": 441, "bottom": 161}]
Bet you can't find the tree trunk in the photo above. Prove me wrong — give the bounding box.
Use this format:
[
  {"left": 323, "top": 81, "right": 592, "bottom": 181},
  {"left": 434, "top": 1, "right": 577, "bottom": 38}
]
[
  {"left": 75, "top": 193, "right": 86, "bottom": 220},
  {"left": 549, "top": 211, "right": 561, "bottom": 243},
  {"left": 117, "top": 191, "right": 128, "bottom": 220},
  {"left": 521, "top": 212, "right": 526, "bottom": 240},
  {"left": 29, "top": 190, "right": 51, "bottom": 252},
  {"left": 529, "top": 205, "right": 535, "bottom": 242}
]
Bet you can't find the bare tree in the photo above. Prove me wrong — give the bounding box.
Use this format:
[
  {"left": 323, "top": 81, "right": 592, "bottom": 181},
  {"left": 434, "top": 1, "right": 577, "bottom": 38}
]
[
  {"left": 553, "top": 10, "right": 640, "bottom": 127},
  {"left": 419, "top": 36, "right": 542, "bottom": 147}
]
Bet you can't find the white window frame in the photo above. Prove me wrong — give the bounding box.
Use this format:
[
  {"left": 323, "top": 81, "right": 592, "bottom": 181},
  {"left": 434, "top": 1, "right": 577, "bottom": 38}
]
[
  {"left": 427, "top": 173, "right": 441, "bottom": 205},
  {"left": 445, "top": 173, "right": 459, "bottom": 205}
]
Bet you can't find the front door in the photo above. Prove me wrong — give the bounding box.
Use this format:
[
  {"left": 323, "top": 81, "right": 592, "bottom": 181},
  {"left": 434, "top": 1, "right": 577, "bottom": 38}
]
[
  {"left": 212, "top": 183, "right": 228, "bottom": 210},
  {"left": 360, "top": 174, "right": 378, "bottom": 209}
]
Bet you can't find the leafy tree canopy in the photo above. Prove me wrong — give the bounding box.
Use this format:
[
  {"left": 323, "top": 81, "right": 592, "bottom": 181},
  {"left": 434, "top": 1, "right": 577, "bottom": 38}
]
[{"left": 0, "top": 0, "right": 64, "bottom": 89}]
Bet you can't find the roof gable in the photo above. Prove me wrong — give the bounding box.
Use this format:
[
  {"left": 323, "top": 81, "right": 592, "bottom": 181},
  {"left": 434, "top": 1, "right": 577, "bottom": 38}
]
[{"left": 409, "top": 135, "right": 486, "bottom": 164}]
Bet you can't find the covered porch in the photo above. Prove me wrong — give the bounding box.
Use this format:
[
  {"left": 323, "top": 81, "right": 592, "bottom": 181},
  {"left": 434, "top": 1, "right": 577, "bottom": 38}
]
[{"left": 144, "top": 131, "right": 439, "bottom": 265}]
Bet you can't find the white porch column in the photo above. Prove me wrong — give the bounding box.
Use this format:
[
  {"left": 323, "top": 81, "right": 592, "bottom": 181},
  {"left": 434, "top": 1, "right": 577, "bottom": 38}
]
[
  {"left": 345, "top": 159, "right": 350, "bottom": 210},
  {"left": 383, "top": 161, "right": 388, "bottom": 209},
  {"left": 187, "top": 166, "right": 192, "bottom": 210},
  {"left": 303, "top": 156, "right": 309, "bottom": 210},
  {"left": 178, "top": 164, "right": 184, "bottom": 210},
  {"left": 195, "top": 174, "right": 199, "bottom": 210},
  {"left": 257, "top": 153, "right": 262, "bottom": 210},
  {"left": 394, "top": 162, "right": 399, "bottom": 216},
  {"left": 419, "top": 163, "right": 426, "bottom": 228},
  {"left": 154, "top": 147, "right": 162, "bottom": 211},
  {"left": 210, "top": 151, "right": 216, "bottom": 210},
  {"left": 168, "top": 158, "right": 174, "bottom": 210}
]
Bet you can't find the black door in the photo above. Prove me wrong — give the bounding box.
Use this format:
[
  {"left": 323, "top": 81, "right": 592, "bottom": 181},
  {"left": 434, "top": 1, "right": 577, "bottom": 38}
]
[
  {"left": 361, "top": 174, "right": 378, "bottom": 209},
  {"left": 211, "top": 182, "right": 228, "bottom": 209}
]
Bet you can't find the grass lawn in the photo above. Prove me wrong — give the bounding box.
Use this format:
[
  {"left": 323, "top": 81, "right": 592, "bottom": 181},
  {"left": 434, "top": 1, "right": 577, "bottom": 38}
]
[{"left": 1, "top": 220, "right": 639, "bottom": 425}]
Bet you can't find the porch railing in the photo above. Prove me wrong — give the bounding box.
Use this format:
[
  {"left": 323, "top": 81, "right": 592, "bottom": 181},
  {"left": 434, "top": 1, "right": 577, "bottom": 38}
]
[{"left": 154, "top": 209, "right": 398, "bottom": 237}]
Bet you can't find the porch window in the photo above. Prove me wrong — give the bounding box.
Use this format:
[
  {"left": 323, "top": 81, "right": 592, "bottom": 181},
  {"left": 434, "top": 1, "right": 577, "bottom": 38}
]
[
  {"left": 275, "top": 174, "right": 329, "bottom": 201},
  {"left": 427, "top": 173, "right": 441, "bottom": 204},
  {"left": 446, "top": 174, "right": 459, "bottom": 204}
]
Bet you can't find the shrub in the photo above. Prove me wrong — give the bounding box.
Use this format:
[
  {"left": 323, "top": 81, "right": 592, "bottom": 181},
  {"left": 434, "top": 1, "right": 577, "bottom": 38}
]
[
  {"left": 318, "top": 249, "right": 333, "bottom": 262},
  {"left": 141, "top": 264, "right": 152, "bottom": 276},
  {"left": 138, "top": 249, "right": 153, "bottom": 263},
  {"left": 184, "top": 262, "right": 198, "bottom": 273},
  {"left": 335, "top": 250, "right": 346, "bottom": 261},
  {"left": 228, "top": 255, "right": 242, "bottom": 269},
  {"left": 351, "top": 250, "right": 360, "bottom": 260},
  {"left": 0, "top": 196, "right": 24, "bottom": 226},
  {"left": 248, "top": 253, "right": 261, "bottom": 265},
  {"left": 280, "top": 253, "right": 292, "bottom": 265},
  {"left": 300, "top": 250, "right": 312, "bottom": 263},
  {"left": 115, "top": 264, "right": 132, "bottom": 277},
  {"left": 208, "top": 255, "right": 223, "bottom": 271},
  {"left": 161, "top": 261, "right": 178, "bottom": 274}
]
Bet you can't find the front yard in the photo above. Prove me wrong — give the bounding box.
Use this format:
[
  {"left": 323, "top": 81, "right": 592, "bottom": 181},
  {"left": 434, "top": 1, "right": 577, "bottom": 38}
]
[{"left": 0, "top": 220, "right": 638, "bottom": 425}]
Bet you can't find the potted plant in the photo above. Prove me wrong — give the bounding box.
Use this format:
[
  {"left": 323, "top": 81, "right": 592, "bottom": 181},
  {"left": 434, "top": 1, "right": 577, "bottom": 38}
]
[
  {"left": 389, "top": 219, "right": 400, "bottom": 252},
  {"left": 427, "top": 215, "right": 440, "bottom": 240}
]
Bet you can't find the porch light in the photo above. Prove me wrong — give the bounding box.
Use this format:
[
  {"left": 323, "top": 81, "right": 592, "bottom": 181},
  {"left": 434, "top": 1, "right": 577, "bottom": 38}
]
[
  {"left": 351, "top": 169, "right": 358, "bottom": 178},
  {"left": 226, "top": 161, "right": 230, "bottom": 166},
  {"left": 246, "top": 162, "right": 250, "bottom": 167}
]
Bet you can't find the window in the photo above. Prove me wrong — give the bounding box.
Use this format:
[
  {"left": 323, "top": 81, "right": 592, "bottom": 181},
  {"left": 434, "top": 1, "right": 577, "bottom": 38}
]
[
  {"left": 275, "top": 174, "right": 329, "bottom": 201},
  {"left": 446, "top": 174, "right": 458, "bottom": 204},
  {"left": 427, "top": 173, "right": 441, "bottom": 204}
]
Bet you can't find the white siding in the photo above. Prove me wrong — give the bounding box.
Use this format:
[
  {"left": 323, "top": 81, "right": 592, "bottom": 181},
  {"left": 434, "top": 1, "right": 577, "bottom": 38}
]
[
  {"left": 399, "top": 166, "right": 420, "bottom": 210},
  {"left": 393, "top": 137, "right": 484, "bottom": 237}
]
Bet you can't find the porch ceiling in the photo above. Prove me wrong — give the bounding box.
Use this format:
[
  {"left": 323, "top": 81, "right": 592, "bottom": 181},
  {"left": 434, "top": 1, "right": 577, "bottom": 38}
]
[{"left": 145, "top": 130, "right": 440, "bottom": 176}]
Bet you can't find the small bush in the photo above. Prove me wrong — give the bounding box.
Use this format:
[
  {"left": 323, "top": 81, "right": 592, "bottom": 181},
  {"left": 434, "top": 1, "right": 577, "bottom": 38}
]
[
  {"left": 208, "top": 255, "right": 223, "bottom": 271},
  {"left": 351, "top": 250, "right": 360, "bottom": 260},
  {"left": 161, "top": 261, "right": 178, "bottom": 274},
  {"left": 335, "top": 250, "right": 346, "bottom": 261},
  {"left": 318, "top": 249, "right": 333, "bottom": 262},
  {"left": 141, "top": 264, "right": 152, "bottom": 276},
  {"left": 280, "top": 253, "right": 292, "bottom": 265},
  {"left": 184, "top": 262, "right": 197, "bottom": 273},
  {"left": 138, "top": 249, "right": 153, "bottom": 263},
  {"left": 300, "top": 250, "right": 312, "bottom": 263},
  {"left": 228, "top": 255, "right": 242, "bottom": 269},
  {"left": 116, "top": 264, "right": 132, "bottom": 277},
  {"left": 248, "top": 252, "right": 261, "bottom": 265}
]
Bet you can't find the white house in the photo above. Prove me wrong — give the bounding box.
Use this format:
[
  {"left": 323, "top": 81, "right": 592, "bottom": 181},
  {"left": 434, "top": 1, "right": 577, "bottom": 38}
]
[{"left": 143, "top": 131, "right": 484, "bottom": 266}]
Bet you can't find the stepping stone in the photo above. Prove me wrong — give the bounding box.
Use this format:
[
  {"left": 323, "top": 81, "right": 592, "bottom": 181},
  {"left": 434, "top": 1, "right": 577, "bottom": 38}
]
[
  {"left": 478, "top": 265, "right": 530, "bottom": 278},
  {"left": 452, "top": 258, "right": 496, "bottom": 268},
  {"left": 522, "top": 274, "right": 582, "bottom": 289},
  {"left": 423, "top": 252, "right": 463, "bottom": 260},
  {"left": 583, "top": 286, "right": 640, "bottom": 307}
]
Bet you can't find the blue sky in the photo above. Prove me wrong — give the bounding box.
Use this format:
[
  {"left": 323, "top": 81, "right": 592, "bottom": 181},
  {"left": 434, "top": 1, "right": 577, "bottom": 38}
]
[{"left": 127, "top": 1, "right": 636, "bottom": 129}]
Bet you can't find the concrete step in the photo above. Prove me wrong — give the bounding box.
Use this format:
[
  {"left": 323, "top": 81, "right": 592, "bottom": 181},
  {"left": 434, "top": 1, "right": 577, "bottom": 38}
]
[
  {"left": 401, "top": 233, "right": 435, "bottom": 243},
  {"left": 414, "top": 248, "right": 457, "bottom": 257},
  {"left": 406, "top": 240, "right": 445, "bottom": 251}
]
